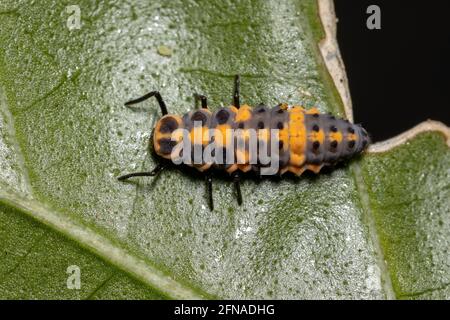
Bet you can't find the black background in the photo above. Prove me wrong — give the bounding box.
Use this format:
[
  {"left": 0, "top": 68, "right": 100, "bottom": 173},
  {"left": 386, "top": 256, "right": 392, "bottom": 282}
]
[{"left": 334, "top": 0, "right": 450, "bottom": 142}]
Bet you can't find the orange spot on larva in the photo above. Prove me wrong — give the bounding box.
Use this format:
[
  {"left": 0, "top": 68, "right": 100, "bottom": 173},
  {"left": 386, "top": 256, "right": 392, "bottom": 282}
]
[{"left": 235, "top": 104, "right": 252, "bottom": 122}]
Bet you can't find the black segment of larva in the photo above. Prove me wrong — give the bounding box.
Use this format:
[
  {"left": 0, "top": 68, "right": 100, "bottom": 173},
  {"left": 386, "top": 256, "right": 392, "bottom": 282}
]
[
  {"left": 336, "top": 119, "right": 354, "bottom": 158},
  {"left": 311, "top": 113, "right": 345, "bottom": 164},
  {"left": 348, "top": 140, "right": 355, "bottom": 148},
  {"left": 212, "top": 147, "right": 227, "bottom": 168},
  {"left": 278, "top": 152, "right": 289, "bottom": 168},
  {"left": 304, "top": 113, "right": 322, "bottom": 164},
  {"left": 269, "top": 106, "right": 289, "bottom": 173},
  {"left": 158, "top": 138, "right": 177, "bottom": 154},
  {"left": 255, "top": 104, "right": 267, "bottom": 113},
  {"left": 191, "top": 144, "right": 206, "bottom": 165},
  {"left": 216, "top": 109, "right": 230, "bottom": 124},
  {"left": 280, "top": 148, "right": 290, "bottom": 164},
  {"left": 308, "top": 156, "right": 322, "bottom": 165},
  {"left": 191, "top": 110, "right": 208, "bottom": 125},
  {"left": 248, "top": 105, "right": 270, "bottom": 133},
  {"left": 210, "top": 107, "right": 235, "bottom": 129},
  {"left": 325, "top": 154, "right": 339, "bottom": 165},
  {"left": 159, "top": 116, "right": 178, "bottom": 133},
  {"left": 182, "top": 109, "right": 210, "bottom": 131}
]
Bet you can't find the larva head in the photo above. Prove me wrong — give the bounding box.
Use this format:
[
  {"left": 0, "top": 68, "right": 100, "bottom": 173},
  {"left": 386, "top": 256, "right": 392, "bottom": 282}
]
[{"left": 153, "top": 114, "right": 183, "bottom": 159}]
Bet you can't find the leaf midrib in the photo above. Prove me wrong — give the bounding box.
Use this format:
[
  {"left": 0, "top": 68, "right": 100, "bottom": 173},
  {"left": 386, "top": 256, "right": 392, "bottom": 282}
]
[
  {"left": 350, "top": 163, "right": 396, "bottom": 299},
  {"left": 0, "top": 188, "right": 207, "bottom": 299},
  {"left": 316, "top": 0, "right": 396, "bottom": 299}
]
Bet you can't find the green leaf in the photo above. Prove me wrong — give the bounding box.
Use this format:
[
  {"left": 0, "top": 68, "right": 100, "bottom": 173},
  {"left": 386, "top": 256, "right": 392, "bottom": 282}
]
[
  {"left": 361, "top": 125, "right": 450, "bottom": 299},
  {"left": 0, "top": 0, "right": 448, "bottom": 299}
]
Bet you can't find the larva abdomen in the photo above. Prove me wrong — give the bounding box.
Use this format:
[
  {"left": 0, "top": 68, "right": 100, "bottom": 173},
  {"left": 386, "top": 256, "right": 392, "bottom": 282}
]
[{"left": 153, "top": 104, "right": 369, "bottom": 175}]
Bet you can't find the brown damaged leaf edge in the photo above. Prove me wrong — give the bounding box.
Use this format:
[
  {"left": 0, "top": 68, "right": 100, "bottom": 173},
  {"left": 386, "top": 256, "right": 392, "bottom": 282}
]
[
  {"left": 319, "top": 0, "right": 450, "bottom": 300},
  {"left": 368, "top": 120, "right": 450, "bottom": 153},
  {"left": 317, "top": 0, "right": 450, "bottom": 151}
]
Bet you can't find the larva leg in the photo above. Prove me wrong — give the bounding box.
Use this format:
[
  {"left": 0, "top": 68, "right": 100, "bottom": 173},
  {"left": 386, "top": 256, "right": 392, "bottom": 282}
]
[
  {"left": 124, "top": 91, "right": 168, "bottom": 115},
  {"left": 233, "top": 74, "right": 241, "bottom": 109},
  {"left": 205, "top": 172, "right": 214, "bottom": 211},
  {"left": 117, "top": 162, "right": 167, "bottom": 181},
  {"left": 194, "top": 93, "right": 208, "bottom": 109},
  {"left": 232, "top": 171, "right": 243, "bottom": 205}
]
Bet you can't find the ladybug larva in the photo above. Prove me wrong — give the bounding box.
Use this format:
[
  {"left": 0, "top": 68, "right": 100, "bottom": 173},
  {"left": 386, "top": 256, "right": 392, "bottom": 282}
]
[{"left": 118, "top": 75, "right": 370, "bottom": 210}]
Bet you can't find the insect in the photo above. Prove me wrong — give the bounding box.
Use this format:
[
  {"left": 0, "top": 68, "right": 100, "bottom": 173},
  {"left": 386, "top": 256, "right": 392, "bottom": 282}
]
[{"left": 118, "top": 75, "right": 370, "bottom": 210}]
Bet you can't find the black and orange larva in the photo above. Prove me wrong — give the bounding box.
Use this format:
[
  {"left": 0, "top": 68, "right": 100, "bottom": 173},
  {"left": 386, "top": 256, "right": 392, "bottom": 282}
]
[{"left": 118, "top": 75, "right": 370, "bottom": 210}]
